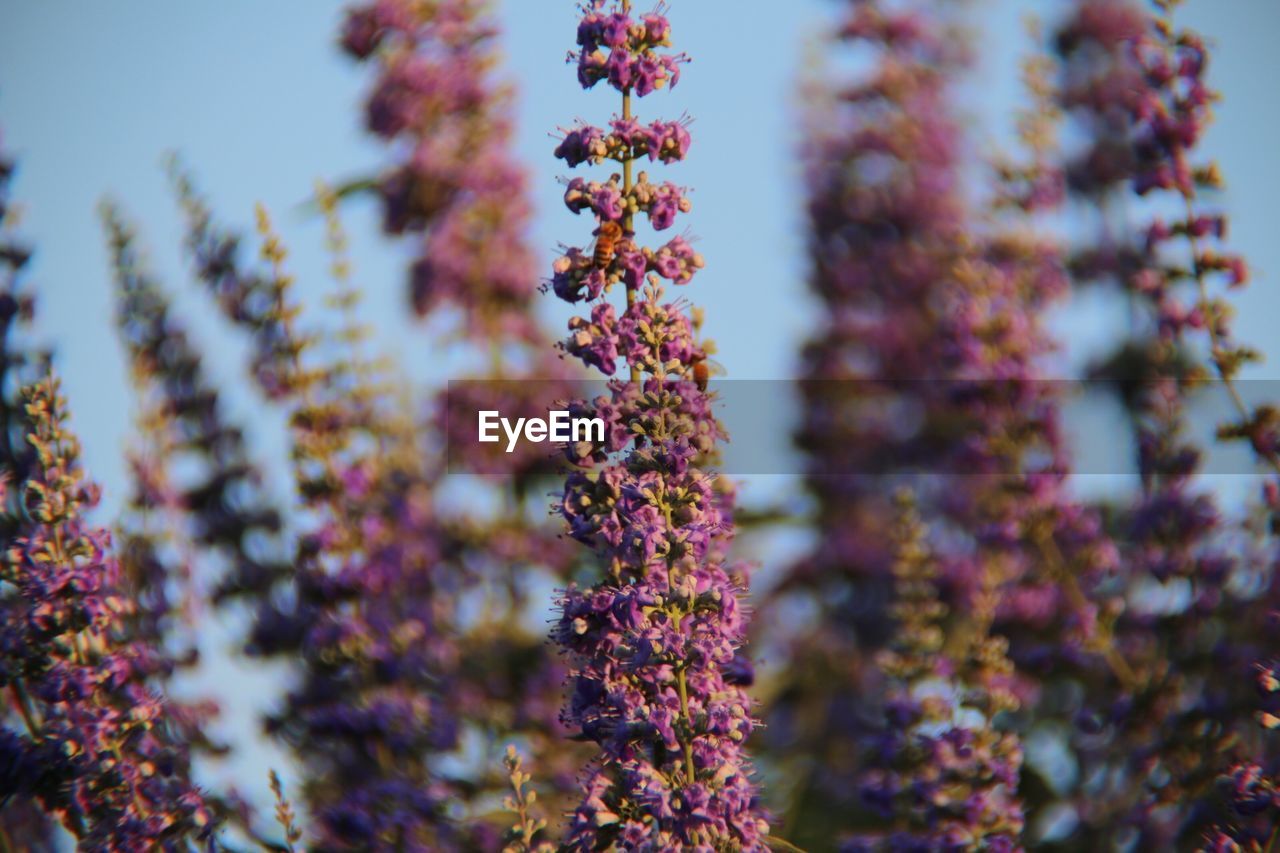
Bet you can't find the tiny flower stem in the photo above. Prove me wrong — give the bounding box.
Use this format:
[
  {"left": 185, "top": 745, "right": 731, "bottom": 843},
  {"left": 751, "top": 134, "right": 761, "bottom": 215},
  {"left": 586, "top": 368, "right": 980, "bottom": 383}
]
[
  {"left": 676, "top": 665, "right": 695, "bottom": 782},
  {"left": 1181, "top": 194, "right": 1280, "bottom": 480},
  {"left": 1150, "top": 6, "right": 1280, "bottom": 484},
  {"left": 662, "top": 502, "right": 697, "bottom": 783},
  {"left": 268, "top": 769, "right": 302, "bottom": 853},
  {"left": 1034, "top": 525, "right": 1139, "bottom": 690},
  {"left": 621, "top": 0, "right": 640, "bottom": 383}
]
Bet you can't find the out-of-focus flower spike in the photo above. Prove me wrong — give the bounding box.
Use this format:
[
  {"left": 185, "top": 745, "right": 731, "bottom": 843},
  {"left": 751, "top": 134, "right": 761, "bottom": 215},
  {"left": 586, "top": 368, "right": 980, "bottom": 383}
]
[
  {"left": 841, "top": 491, "right": 1024, "bottom": 851},
  {"left": 500, "top": 745, "right": 554, "bottom": 853},
  {"left": 0, "top": 129, "right": 59, "bottom": 853},
  {"left": 1047, "top": 1, "right": 1275, "bottom": 845},
  {"left": 104, "top": 201, "right": 293, "bottom": 613},
  {"left": 339, "top": 0, "right": 543, "bottom": 337},
  {"left": 1, "top": 374, "right": 215, "bottom": 847},
  {"left": 268, "top": 769, "right": 304, "bottom": 852}
]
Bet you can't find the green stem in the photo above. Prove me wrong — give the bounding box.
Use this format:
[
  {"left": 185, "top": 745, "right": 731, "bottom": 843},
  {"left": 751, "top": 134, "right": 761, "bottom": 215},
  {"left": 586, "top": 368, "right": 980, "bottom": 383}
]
[
  {"left": 765, "top": 835, "right": 811, "bottom": 853},
  {"left": 1034, "top": 524, "right": 1139, "bottom": 690},
  {"left": 662, "top": 501, "right": 698, "bottom": 784},
  {"left": 1150, "top": 7, "right": 1280, "bottom": 485},
  {"left": 621, "top": 0, "right": 639, "bottom": 384},
  {"left": 676, "top": 665, "right": 696, "bottom": 783},
  {"left": 1182, "top": 194, "right": 1280, "bottom": 483}
]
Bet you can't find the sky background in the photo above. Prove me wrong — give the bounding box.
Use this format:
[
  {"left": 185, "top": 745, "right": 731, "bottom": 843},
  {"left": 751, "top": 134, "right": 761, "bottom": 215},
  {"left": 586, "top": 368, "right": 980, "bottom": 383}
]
[
  {"left": 2, "top": 0, "right": 1279, "bottom": 831},
  {"left": 3, "top": 0, "right": 1279, "bottom": 505}
]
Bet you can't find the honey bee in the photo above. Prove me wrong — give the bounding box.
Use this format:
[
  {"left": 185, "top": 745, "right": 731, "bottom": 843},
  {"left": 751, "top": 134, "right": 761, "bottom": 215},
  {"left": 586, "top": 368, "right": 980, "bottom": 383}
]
[
  {"left": 592, "top": 220, "right": 625, "bottom": 270},
  {"left": 689, "top": 353, "right": 726, "bottom": 392}
]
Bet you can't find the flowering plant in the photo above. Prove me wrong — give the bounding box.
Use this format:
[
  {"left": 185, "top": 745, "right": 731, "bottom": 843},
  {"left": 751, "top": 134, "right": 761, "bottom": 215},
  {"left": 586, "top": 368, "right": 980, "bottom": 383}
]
[{"left": 2, "top": 1, "right": 1279, "bottom": 851}]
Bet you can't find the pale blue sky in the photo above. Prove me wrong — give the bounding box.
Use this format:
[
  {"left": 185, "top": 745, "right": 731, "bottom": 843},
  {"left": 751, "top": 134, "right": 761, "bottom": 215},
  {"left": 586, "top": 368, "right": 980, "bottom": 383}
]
[
  {"left": 2, "top": 0, "right": 1278, "bottom": 830},
  {"left": 1, "top": 0, "right": 1278, "bottom": 507}
]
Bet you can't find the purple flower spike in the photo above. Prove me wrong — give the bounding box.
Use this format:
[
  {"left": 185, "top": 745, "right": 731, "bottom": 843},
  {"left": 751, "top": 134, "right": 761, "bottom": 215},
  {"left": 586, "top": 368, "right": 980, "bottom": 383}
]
[
  {"left": 341, "top": 0, "right": 542, "bottom": 336},
  {"left": 1, "top": 377, "right": 214, "bottom": 848},
  {"left": 548, "top": 3, "right": 771, "bottom": 849}
]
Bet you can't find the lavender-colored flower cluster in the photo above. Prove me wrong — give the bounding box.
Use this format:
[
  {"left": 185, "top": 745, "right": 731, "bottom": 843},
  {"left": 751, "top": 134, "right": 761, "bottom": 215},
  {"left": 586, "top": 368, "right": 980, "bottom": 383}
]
[
  {"left": 761, "top": 3, "right": 1066, "bottom": 843},
  {"left": 1, "top": 376, "right": 214, "bottom": 848},
  {"left": 548, "top": 2, "right": 769, "bottom": 849},
  {"left": 571, "top": 5, "right": 687, "bottom": 96},
  {"left": 340, "top": 0, "right": 541, "bottom": 337},
  {"left": 555, "top": 117, "right": 692, "bottom": 168},
  {"left": 0, "top": 133, "right": 60, "bottom": 853},
  {"left": 337, "top": 0, "right": 593, "bottom": 837},
  {"left": 842, "top": 493, "right": 1024, "bottom": 852},
  {"left": 169, "top": 188, "right": 552, "bottom": 848}
]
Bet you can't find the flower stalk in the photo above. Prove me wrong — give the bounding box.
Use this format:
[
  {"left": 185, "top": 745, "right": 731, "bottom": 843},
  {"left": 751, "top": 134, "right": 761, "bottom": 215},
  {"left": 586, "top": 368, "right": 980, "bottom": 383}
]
[{"left": 550, "top": 2, "right": 768, "bottom": 848}]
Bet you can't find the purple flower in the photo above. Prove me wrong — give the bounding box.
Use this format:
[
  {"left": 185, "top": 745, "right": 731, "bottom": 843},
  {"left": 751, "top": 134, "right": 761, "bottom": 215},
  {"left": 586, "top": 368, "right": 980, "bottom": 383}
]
[
  {"left": 634, "top": 53, "right": 678, "bottom": 96},
  {"left": 646, "top": 117, "right": 693, "bottom": 163},
  {"left": 754, "top": 3, "right": 1131, "bottom": 845},
  {"left": 1035, "top": 2, "right": 1280, "bottom": 846},
  {"left": 649, "top": 235, "right": 704, "bottom": 284},
  {"left": 641, "top": 13, "right": 671, "bottom": 45},
  {"left": 167, "top": 5, "right": 591, "bottom": 844},
  {"left": 631, "top": 174, "right": 690, "bottom": 230},
  {"left": 616, "top": 289, "right": 700, "bottom": 376},
  {"left": 563, "top": 175, "right": 626, "bottom": 221},
  {"left": 610, "top": 115, "right": 643, "bottom": 146},
  {"left": 606, "top": 45, "right": 636, "bottom": 90},
  {"left": 576, "top": 48, "right": 609, "bottom": 88},
  {"left": 569, "top": 2, "right": 685, "bottom": 97},
  {"left": 554, "top": 116, "right": 691, "bottom": 168},
  {"left": 555, "top": 123, "right": 608, "bottom": 166},
  {"left": 563, "top": 302, "right": 620, "bottom": 375},
  {"left": 549, "top": 4, "right": 770, "bottom": 848},
  {"left": 600, "top": 12, "right": 631, "bottom": 48}
]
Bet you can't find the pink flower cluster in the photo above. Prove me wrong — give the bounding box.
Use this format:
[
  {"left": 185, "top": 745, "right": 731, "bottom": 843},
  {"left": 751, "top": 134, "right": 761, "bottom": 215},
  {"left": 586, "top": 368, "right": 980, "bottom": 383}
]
[
  {"left": 341, "top": 0, "right": 541, "bottom": 338},
  {"left": 572, "top": 3, "right": 687, "bottom": 96},
  {"left": 550, "top": 233, "right": 703, "bottom": 304},
  {"left": 555, "top": 116, "right": 693, "bottom": 167},
  {"left": 563, "top": 173, "right": 691, "bottom": 229}
]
